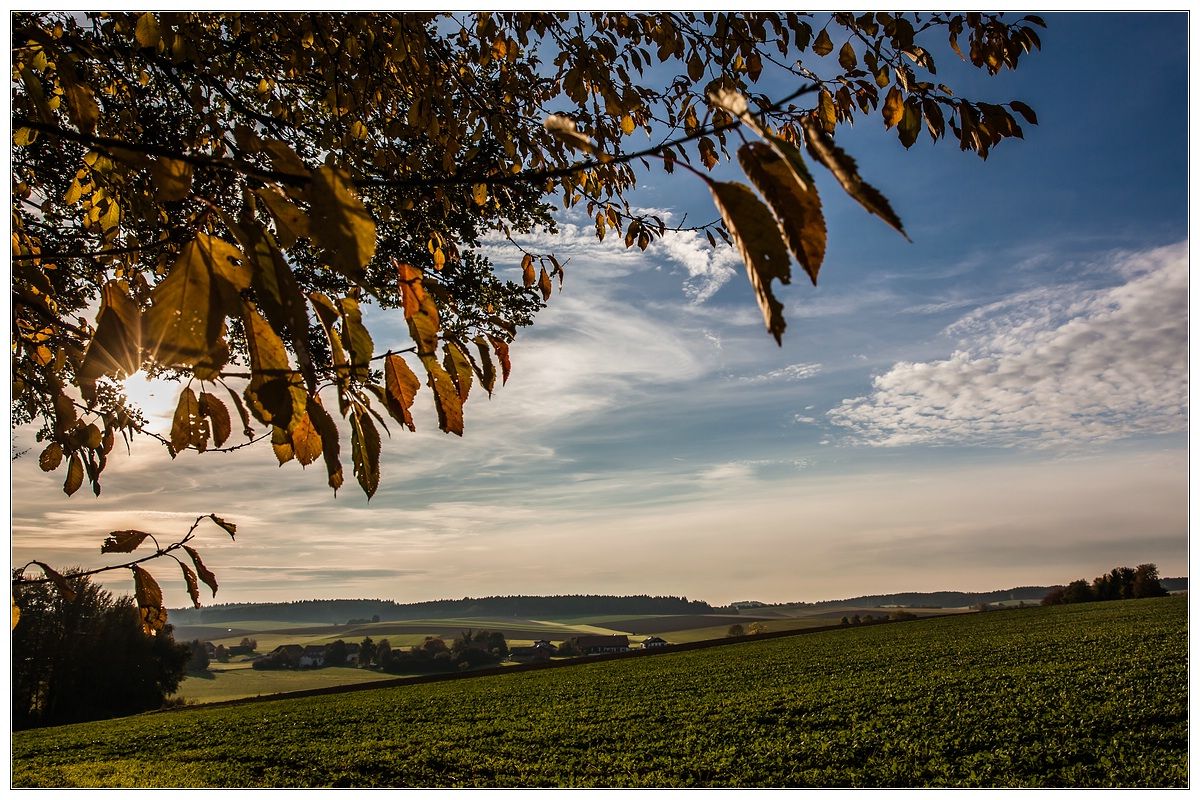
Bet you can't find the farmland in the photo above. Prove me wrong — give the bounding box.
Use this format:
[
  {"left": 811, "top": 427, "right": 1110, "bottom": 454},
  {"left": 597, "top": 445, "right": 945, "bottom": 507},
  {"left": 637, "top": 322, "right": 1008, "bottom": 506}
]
[{"left": 12, "top": 596, "right": 1186, "bottom": 787}]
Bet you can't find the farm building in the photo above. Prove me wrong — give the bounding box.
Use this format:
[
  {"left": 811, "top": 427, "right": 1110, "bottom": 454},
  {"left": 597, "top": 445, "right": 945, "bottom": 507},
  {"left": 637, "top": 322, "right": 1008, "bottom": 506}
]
[
  {"left": 641, "top": 636, "right": 668, "bottom": 649},
  {"left": 570, "top": 635, "right": 630, "bottom": 655}
]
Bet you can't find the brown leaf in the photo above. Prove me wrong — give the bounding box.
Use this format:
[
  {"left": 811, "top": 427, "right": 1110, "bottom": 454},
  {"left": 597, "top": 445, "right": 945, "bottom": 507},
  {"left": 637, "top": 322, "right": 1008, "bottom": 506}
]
[
  {"left": 101, "top": 530, "right": 150, "bottom": 554},
  {"left": 338, "top": 296, "right": 374, "bottom": 380},
  {"left": 544, "top": 114, "right": 596, "bottom": 153},
  {"left": 538, "top": 267, "right": 552, "bottom": 301},
  {"left": 208, "top": 514, "right": 237, "bottom": 539},
  {"left": 79, "top": 280, "right": 142, "bottom": 403},
  {"left": 817, "top": 89, "right": 837, "bottom": 133},
  {"left": 473, "top": 337, "right": 497, "bottom": 396},
  {"left": 737, "top": 141, "right": 826, "bottom": 286},
  {"left": 800, "top": 117, "right": 909, "bottom": 241},
  {"left": 32, "top": 561, "right": 77, "bottom": 603},
  {"left": 183, "top": 544, "right": 218, "bottom": 596},
  {"left": 710, "top": 181, "right": 792, "bottom": 345},
  {"left": 179, "top": 561, "right": 201, "bottom": 608},
  {"left": 443, "top": 341, "right": 473, "bottom": 403},
  {"left": 200, "top": 392, "right": 232, "bottom": 447},
  {"left": 882, "top": 86, "right": 905, "bottom": 128},
  {"left": 396, "top": 262, "right": 427, "bottom": 322},
  {"left": 521, "top": 254, "right": 536, "bottom": 288},
  {"left": 38, "top": 442, "right": 63, "bottom": 472},
  {"left": 489, "top": 336, "right": 512, "bottom": 384},
  {"left": 132, "top": 564, "right": 167, "bottom": 635},
  {"left": 812, "top": 28, "right": 834, "bottom": 56},
  {"left": 170, "top": 387, "right": 202, "bottom": 453},
  {"left": 306, "top": 394, "right": 344, "bottom": 492}
]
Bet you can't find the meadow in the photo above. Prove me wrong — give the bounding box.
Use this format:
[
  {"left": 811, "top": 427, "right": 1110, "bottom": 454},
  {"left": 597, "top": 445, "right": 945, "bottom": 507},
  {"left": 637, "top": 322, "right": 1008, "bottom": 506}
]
[{"left": 12, "top": 596, "right": 1187, "bottom": 788}]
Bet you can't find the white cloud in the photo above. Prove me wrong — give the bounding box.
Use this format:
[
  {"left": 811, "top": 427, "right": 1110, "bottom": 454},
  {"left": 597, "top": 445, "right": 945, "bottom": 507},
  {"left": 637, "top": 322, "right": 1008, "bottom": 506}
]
[
  {"left": 828, "top": 243, "right": 1188, "bottom": 448},
  {"left": 739, "top": 362, "right": 823, "bottom": 384}
]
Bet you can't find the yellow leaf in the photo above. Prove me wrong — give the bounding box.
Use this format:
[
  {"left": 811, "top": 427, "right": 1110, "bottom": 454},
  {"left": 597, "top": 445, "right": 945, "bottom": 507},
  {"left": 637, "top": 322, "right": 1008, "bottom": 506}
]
[
  {"left": 818, "top": 89, "right": 837, "bottom": 133},
  {"left": 309, "top": 166, "right": 376, "bottom": 289},
  {"left": 79, "top": 280, "right": 141, "bottom": 402},
  {"left": 63, "top": 452, "right": 83, "bottom": 496},
  {"left": 710, "top": 181, "right": 792, "bottom": 345},
  {"left": 132, "top": 565, "right": 167, "bottom": 635},
  {"left": 473, "top": 183, "right": 488, "bottom": 206},
  {"left": 148, "top": 157, "right": 193, "bottom": 202},
  {"left": 290, "top": 409, "right": 323, "bottom": 467},
  {"left": 443, "top": 341, "right": 473, "bottom": 403},
  {"left": 337, "top": 296, "right": 374, "bottom": 379},
  {"left": 396, "top": 262, "right": 427, "bottom": 322},
  {"left": 134, "top": 12, "right": 160, "bottom": 49},
  {"left": 12, "top": 597, "right": 19, "bottom": 631},
  {"left": 737, "top": 141, "right": 826, "bottom": 285},
  {"left": 271, "top": 424, "right": 295, "bottom": 465},
  {"left": 256, "top": 187, "right": 311, "bottom": 247},
  {"left": 882, "top": 86, "right": 905, "bottom": 129},
  {"left": 420, "top": 353, "right": 464, "bottom": 436},
  {"left": 620, "top": 115, "right": 636, "bottom": 135},
  {"left": 144, "top": 236, "right": 243, "bottom": 369},
  {"left": 38, "top": 442, "right": 62, "bottom": 472}
]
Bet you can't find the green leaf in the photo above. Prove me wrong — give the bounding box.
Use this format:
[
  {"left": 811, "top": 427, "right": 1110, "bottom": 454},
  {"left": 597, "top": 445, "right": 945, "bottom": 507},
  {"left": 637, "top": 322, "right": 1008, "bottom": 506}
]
[
  {"left": 350, "top": 407, "right": 382, "bottom": 499},
  {"left": 101, "top": 530, "right": 151, "bottom": 554},
  {"left": 710, "top": 181, "right": 792, "bottom": 345},
  {"left": 800, "top": 117, "right": 909, "bottom": 241},
  {"left": 309, "top": 166, "right": 377, "bottom": 289},
  {"left": 737, "top": 141, "right": 826, "bottom": 286}
]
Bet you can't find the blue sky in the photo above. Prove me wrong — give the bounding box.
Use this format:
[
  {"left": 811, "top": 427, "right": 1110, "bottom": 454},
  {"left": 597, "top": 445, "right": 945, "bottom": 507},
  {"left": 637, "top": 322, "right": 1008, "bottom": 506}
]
[{"left": 10, "top": 13, "right": 1190, "bottom": 607}]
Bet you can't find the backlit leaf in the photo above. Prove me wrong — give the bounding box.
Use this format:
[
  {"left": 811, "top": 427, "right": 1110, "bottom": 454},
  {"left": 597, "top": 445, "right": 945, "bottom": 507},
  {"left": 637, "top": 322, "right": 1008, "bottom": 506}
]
[
  {"left": 306, "top": 394, "right": 344, "bottom": 492},
  {"left": 63, "top": 453, "right": 83, "bottom": 496},
  {"left": 271, "top": 424, "right": 295, "bottom": 465},
  {"left": 396, "top": 262, "right": 427, "bottom": 322},
  {"left": 738, "top": 141, "right": 826, "bottom": 286},
  {"left": 338, "top": 296, "right": 374, "bottom": 379},
  {"left": 818, "top": 89, "right": 837, "bottom": 133},
  {"left": 309, "top": 166, "right": 377, "bottom": 289},
  {"left": 350, "top": 408, "right": 381, "bottom": 498},
  {"left": 290, "top": 409, "right": 323, "bottom": 467},
  {"left": 148, "top": 158, "right": 193, "bottom": 202},
  {"left": 420, "top": 353, "right": 465, "bottom": 436},
  {"left": 384, "top": 353, "right": 420, "bottom": 431},
  {"left": 39, "top": 442, "right": 63, "bottom": 472},
  {"left": 710, "top": 181, "right": 792, "bottom": 345},
  {"left": 200, "top": 391, "right": 232, "bottom": 447},
  {"left": 144, "top": 236, "right": 241, "bottom": 369},
  {"left": 882, "top": 86, "right": 905, "bottom": 128},
  {"left": 473, "top": 337, "right": 497, "bottom": 396},
  {"left": 813, "top": 28, "right": 834, "bottom": 56},
  {"left": 800, "top": 117, "right": 909, "bottom": 241},
  {"left": 132, "top": 564, "right": 167, "bottom": 635},
  {"left": 183, "top": 544, "right": 218, "bottom": 596},
  {"left": 521, "top": 254, "right": 536, "bottom": 288},
  {"left": 209, "top": 514, "right": 237, "bottom": 538},
  {"left": 898, "top": 101, "right": 922, "bottom": 148},
  {"left": 838, "top": 41, "right": 857, "bottom": 70},
  {"left": 79, "top": 280, "right": 142, "bottom": 403},
  {"left": 101, "top": 530, "right": 150, "bottom": 554},
  {"left": 179, "top": 561, "right": 201, "bottom": 608},
  {"left": 490, "top": 336, "right": 512, "bottom": 384},
  {"left": 443, "top": 341, "right": 473, "bottom": 403},
  {"left": 32, "top": 561, "right": 76, "bottom": 602},
  {"left": 170, "top": 387, "right": 203, "bottom": 453},
  {"left": 544, "top": 114, "right": 596, "bottom": 154},
  {"left": 134, "top": 12, "right": 160, "bottom": 48},
  {"left": 256, "top": 187, "right": 311, "bottom": 246}
]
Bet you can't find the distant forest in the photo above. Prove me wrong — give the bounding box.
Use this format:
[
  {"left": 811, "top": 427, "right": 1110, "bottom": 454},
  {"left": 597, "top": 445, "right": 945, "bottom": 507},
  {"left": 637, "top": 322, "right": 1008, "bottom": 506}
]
[{"left": 169, "top": 595, "right": 715, "bottom": 625}]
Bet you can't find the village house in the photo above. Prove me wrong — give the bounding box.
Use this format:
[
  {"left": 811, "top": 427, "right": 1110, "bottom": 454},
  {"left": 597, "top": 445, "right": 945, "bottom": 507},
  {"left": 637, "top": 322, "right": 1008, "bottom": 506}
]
[
  {"left": 570, "top": 635, "right": 630, "bottom": 655},
  {"left": 641, "top": 636, "right": 668, "bottom": 649}
]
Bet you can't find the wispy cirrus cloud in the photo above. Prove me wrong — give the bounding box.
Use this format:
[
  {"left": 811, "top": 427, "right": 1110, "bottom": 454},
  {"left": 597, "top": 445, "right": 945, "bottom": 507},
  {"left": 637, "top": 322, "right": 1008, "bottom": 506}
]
[{"left": 828, "top": 243, "right": 1188, "bottom": 448}]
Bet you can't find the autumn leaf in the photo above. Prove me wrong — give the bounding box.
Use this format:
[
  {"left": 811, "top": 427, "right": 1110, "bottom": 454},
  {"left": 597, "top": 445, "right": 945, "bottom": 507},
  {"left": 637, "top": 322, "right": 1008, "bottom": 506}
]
[
  {"left": 338, "top": 296, "right": 374, "bottom": 380},
  {"left": 350, "top": 408, "right": 382, "bottom": 499},
  {"left": 79, "top": 280, "right": 142, "bottom": 403},
  {"left": 812, "top": 28, "right": 834, "bottom": 56},
  {"left": 309, "top": 166, "right": 377, "bottom": 289},
  {"left": 144, "top": 236, "right": 243, "bottom": 369},
  {"left": 290, "top": 409, "right": 323, "bottom": 467},
  {"left": 384, "top": 353, "right": 420, "bottom": 431},
  {"left": 134, "top": 12, "right": 160, "bottom": 49},
  {"left": 170, "top": 387, "right": 204, "bottom": 453},
  {"left": 32, "top": 561, "right": 77, "bottom": 602},
  {"left": 179, "top": 561, "right": 201, "bottom": 608},
  {"left": 710, "top": 181, "right": 792, "bottom": 345},
  {"left": 101, "top": 530, "right": 150, "bottom": 554},
  {"left": 132, "top": 565, "right": 167, "bottom": 635},
  {"left": 443, "top": 341, "right": 474, "bottom": 403},
  {"left": 420, "top": 353, "right": 465, "bottom": 436},
  {"left": 490, "top": 336, "right": 512, "bottom": 384},
  {"left": 256, "top": 187, "right": 312, "bottom": 247},
  {"left": 148, "top": 158, "right": 193, "bottom": 202},
  {"left": 800, "top": 117, "right": 909, "bottom": 241},
  {"left": 396, "top": 262, "right": 427, "bottom": 322},
  {"left": 737, "top": 141, "right": 826, "bottom": 286},
  {"left": 544, "top": 114, "right": 596, "bottom": 153},
  {"left": 882, "top": 86, "right": 905, "bottom": 128},
  {"left": 473, "top": 337, "right": 497, "bottom": 395},
  {"left": 520, "top": 254, "right": 536, "bottom": 288},
  {"left": 200, "top": 391, "right": 232, "bottom": 447},
  {"left": 38, "top": 442, "right": 63, "bottom": 472},
  {"left": 306, "top": 394, "right": 344, "bottom": 492},
  {"left": 183, "top": 544, "right": 219, "bottom": 596},
  {"left": 271, "top": 424, "right": 295, "bottom": 465},
  {"left": 208, "top": 513, "right": 237, "bottom": 539},
  {"left": 63, "top": 453, "right": 84, "bottom": 496}
]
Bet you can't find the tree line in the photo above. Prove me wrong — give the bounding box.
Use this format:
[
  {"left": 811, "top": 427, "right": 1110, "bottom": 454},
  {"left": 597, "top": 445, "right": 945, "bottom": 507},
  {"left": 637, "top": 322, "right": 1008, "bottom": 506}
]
[
  {"left": 1041, "top": 564, "right": 1168, "bottom": 606},
  {"left": 252, "top": 629, "right": 510, "bottom": 674}
]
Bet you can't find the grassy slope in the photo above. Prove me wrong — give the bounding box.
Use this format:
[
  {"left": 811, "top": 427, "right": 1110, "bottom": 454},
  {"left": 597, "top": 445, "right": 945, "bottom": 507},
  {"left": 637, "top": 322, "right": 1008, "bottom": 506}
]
[{"left": 13, "top": 597, "right": 1187, "bottom": 788}]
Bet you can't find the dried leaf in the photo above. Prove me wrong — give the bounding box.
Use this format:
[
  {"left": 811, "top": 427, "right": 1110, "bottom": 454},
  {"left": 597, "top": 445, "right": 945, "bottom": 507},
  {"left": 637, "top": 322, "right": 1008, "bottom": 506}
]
[
  {"left": 183, "top": 544, "right": 219, "bottom": 596},
  {"left": 882, "top": 86, "right": 905, "bottom": 128},
  {"left": 473, "top": 337, "right": 497, "bottom": 396},
  {"left": 800, "top": 117, "right": 909, "bottom": 241},
  {"left": 38, "top": 442, "right": 63, "bottom": 472},
  {"left": 200, "top": 391, "right": 232, "bottom": 447},
  {"left": 32, "top": 561, "right": 76, "bottom": 602},
  {"left": 132, "top": 564, "right": 167, "bottom": 635},
  {"left": 170, "top": 387, "right": 203, "bottom": 453},
  {"left": 396, "top": 262, "right": 427, "bottom": 322},
  {"left": 179, "top": 561, "right": 201, "bottom": 608},
  {"left": 208, "top": 513, "right": 237, "bottom": 539},
  {"left": 290, "top": 409, "right": 323, "bottom": 467},
  {"left": 710, "top": 181, "right": 792, "bottom": 345},
  {"left": 812, "top": 28, "right": 834, "bottom": 56},
  {"left": 306, "top": 394, "right": 344, "bottom": 492},
  {"left": 737, "top": 141, "right": 826, "bottom": 285},
  {"left": 489, "top": 336, "right": 512, "bottom": 384},
  {"left": 101, "top": 530, "right": 150, "bottom": 554},
  {"left": 63, "top": 452, "right": 84, "bottom": 496},
  {"left": 544, "top": 114, "right": 596, "bottom": 153}
]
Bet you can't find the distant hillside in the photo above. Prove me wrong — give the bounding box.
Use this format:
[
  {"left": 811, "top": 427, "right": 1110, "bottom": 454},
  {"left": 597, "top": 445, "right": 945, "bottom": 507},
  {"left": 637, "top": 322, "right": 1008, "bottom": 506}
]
[{"left": 169, "top": 594, "right": 714, "bottom": 625}]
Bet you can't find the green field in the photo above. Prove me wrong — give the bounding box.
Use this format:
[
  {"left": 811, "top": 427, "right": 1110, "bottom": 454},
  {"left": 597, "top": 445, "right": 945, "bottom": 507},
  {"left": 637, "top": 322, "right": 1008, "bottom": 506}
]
[{"left": 13, "top": 597, "right": 1187, "bottom": 788}]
